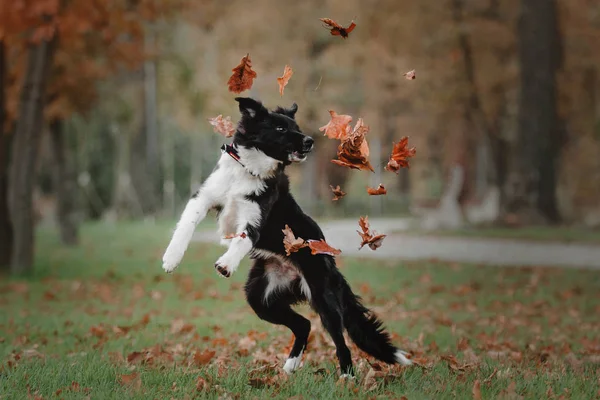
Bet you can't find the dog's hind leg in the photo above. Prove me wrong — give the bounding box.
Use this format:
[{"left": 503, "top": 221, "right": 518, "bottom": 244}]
[{"left": 245, "top": 259, "right": 311, "bottom": 374}]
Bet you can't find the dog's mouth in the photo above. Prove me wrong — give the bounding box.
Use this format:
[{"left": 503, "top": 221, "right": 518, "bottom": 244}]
[{"left": 288, "top": 151, "right": 308, "bottom": 163}]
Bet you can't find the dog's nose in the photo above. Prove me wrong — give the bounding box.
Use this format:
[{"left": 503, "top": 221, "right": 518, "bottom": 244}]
[{"left": 303, "top": 136, "right": 314, "bottom": 151}]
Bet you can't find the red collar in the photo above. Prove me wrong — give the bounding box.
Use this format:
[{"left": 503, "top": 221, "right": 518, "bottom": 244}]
[{"left": 221, "top": 144, "right": 258, "bottom": 177}]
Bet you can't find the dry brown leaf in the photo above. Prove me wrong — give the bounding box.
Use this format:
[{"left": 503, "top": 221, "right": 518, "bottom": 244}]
[
  {"left": 170, "top": 319, "right": 194, "bottom": 335},
  {"left": 319, "top": 18, "right": 356, "bottom": 39},
  {"left": 330, "top": 185, "right": 346, "bottom": 201},
  {"left": 331, "top": 118, "right": 373, "bottom": 172},
  {"left": 307, "top": 239, "right": 341, "bottom": 256},
  {"left": 385, "top": 137, "right": 416, "bottom": 173},
  {"left": 472, "top": 380, "right": 482, "bottom": 400},
  {"left": 277, "top": 65, "right": 293, "bottom": 96},
  {"left": 223, "top": 232, "right": 247, "bottom": 240},
  {"left": 119, "top": 372, "right": 141, "bottom": 390},
  {"left": 282, "top": 225, "right": 309, "bottom": 256},
  {"left": 193, "top": 349, "right": 216, "bottom": 366},
  {"left": 208, "top": 115, "right": 236, "bottom": 138},
  {"left": 319, "top": 110, "right": 353, "bottom": 140},
  {"left": 404, "top": 69, "right": 416, "bottom": 80},
  {"left": 367, "top": 184, "right": 387, "bottom": 196},
  {"left": 227, "top": 53, "right": 257, "bottom": 94},
  {"left": 357, "top": 216, "right": 387, "bottom": 250},
  {"left": 196, "top": 376, "right": 209, "bottom": 392}
]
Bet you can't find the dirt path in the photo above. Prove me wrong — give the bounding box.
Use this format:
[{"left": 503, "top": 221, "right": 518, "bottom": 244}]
[{"left": 193, "top": 218, "right": 600, "bottom": 269}]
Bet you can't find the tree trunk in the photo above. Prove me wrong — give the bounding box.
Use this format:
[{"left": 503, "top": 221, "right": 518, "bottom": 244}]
[
  {"left": 0, "top": 40, "right": 12, "bottom": 271},
  {"left": 9, "top": 37, "right": 56, "bottom": 274},
  {"left": 503, "top": 0, "right": 562, "bottom": 224},
  {"left": 49, "top": 118, "right": 79, "bottom": 245}
]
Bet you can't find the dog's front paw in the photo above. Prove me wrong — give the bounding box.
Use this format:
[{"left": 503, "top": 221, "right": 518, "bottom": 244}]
[
  {"left": 163, "top": 246, "right": 184, "bottom": 274},
  {"left": 214, "top": 254, "right": 238, "bottom": 278}
]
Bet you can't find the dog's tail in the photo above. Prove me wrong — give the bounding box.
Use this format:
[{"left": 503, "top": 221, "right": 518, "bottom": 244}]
[{"left": 341, "top": 277, "right": 412, "bottom": 366}]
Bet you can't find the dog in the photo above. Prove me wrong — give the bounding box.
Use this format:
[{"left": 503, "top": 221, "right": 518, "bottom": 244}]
[{"left": 162, "top": 97, "right": 412, "bottom": 376}]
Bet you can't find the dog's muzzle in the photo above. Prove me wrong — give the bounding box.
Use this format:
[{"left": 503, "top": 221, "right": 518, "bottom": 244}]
[{"left": 289, "top": 137, "right": 314, "bottom": 163}]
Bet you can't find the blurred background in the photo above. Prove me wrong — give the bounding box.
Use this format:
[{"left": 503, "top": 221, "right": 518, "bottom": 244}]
[{"left": 1, "top": 0, "right": 600, "bottom": 274}]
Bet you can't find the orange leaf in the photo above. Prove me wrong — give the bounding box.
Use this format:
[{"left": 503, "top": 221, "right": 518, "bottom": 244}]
[
  {"left": 319, "top": 18, "right": 356, "bottom": 39},
  {"left": 385, "top": 137, "right": 416, "bottom": 173},
  {"left": 331, "top": 118, "right": 373, "bottom": 172},
  {"left": 193, "top": 349, "right": 216, "bottom": 366},
  {"left": 227, "top": 53, "right": 257, "bottom": 94},
  {"left": 119, "top": 372, "right": 141, "bottom": 389},
  {"left": 196, "top": 376, "right": 209, "bottom": 391},
  {"left": 330, "top": 185, "right": 346, "bottom": 201},
  {"left": 472, "top": 380, "right": 482, "bottom": 400},
  {"left": 357, "top": 216, "right": 387, "bottom": 250},
  {"left": 208, "top": 115, "right": 236, "bottom": 138},
  {"left": 277, "top": 65, "right": 293, "bottom": 96},
  {"left": 366, "top": 184, "right": 387, "bottom": 196},
  {"left": 319, "top": 110, "right": 352, "bottom": 140},
  {"left": 223, "top": 232, "right": 247, "bottom": 240},
  {"left": 307, "top": 239, "right": 341, "bottom": 256},
  {"left": 404, "top": 69, "right": 416, "bottom": 80},
  {"left": 282, "top": 225, "right": 309, "bottom": 256}
]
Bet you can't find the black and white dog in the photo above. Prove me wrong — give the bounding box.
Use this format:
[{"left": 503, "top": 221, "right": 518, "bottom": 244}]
[{"left": 162, "top": 97, "right": 412, "bottom": 376}]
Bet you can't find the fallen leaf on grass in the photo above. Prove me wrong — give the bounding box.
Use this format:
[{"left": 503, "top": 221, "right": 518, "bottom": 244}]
[
  {"left": 282, "top": 225, "right": 309, "bottom": 256},
  {"left": 440, "top": 354, "right": 475, "bottom": 373},
  {"left": 196, "top": 376, "right": 210, "bottom": 392},
  {"left": 119, "top": 372, "right": 141, "bottom": 390},
  {"left": 330, "top": 185, "right": 346, "bottom": 201},
  {"left": 320, "top": 110, "right": 352, "bottom": 140},
  {"left": 193, "top": 349, "right": 216, "bottom": 366},
  {"left": 331, "top": 118, "right": 373, "bottom": 172},
  {"left": 227, "top": 53, "right": 257, "bottom": 94},
  {"left": 170, "top": 319, "right": 195, "bottom": 335},
  {"left": 404, "top": 69, "right": 416, "bottom": 80},
  {"left": 208, "top": 115, "right": 236, "bottom": 138},
  {"left": 277, "top": 65, "right": 293, "bottom": 96},
  {"left": 385, "top": 137, "right": 416, "bottom": 173},
  {"left": 357, "top": 216, "right": 387, "bottom": 250},
  {"left": 307, "top": 239, "right": 341, "bottom": 256},
  {"left": 319, "top": 18, "right": 356, "bottom": 39},
  {"left": 472, "top": 379, "right": 482, "bottom": 400},
  {"left": 367, "top": 184, "right": 387, "bottom": 196},
  {"left": 89, "top": 325, "right": 106, "bottom": 338}
]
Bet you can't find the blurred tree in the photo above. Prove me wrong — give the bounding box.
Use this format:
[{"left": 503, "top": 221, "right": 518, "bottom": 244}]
[{"left": 0, "top": 40, "right": 11, "bottom": 270}]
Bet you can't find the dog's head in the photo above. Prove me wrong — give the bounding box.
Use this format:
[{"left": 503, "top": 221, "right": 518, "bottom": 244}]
[{"left": 233, "top": 97, "right": 314, "bottom": 164}]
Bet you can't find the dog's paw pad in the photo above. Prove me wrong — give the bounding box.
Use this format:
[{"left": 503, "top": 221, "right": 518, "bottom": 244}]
[{"left": 215, "top": 264, "right": 231, "bottom": 278}]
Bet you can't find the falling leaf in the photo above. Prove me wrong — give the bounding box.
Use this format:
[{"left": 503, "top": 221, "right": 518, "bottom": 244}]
[
  {"left": 330, "top": 185, "right": 346, "bottom": 201},
  {"left": 367, "top": 184, "right": 387, "bottom": 196},
  {"left": 319, "top": 110, "right": 353, "bottom": 140},
  {"left": 319, "top": 18, "right": 356, "bottom": 39},
  {"left": 223, "top": 232, "right": 247, "bottom": 240},
  {"left": 472, "top": 380, "right": 482, "bottom": 400},
  {"left": 357, "top": 216, "right": 387, "bottom": 250},
  {"left": 331, "top": 118, "right": 374, "bottom": 172},
  {"left": 193, "top": 349, "right": 216, "bottom": 366},
  {"left": 277, "top": 65, "right": 293, "bottom": 96},
  {"left": 227, "top": 53, "right": 257, "bottom": 94},
  {"left": 208, "top": 115, "right": 236, "bottom": 138},
  {"left": 385, "top": 137, "right": 416, "bottom": 173},
  {"left": 119, "top": 372, "right": 141, "bottom": 390},
  {"left": 404, "top": 69, "right": 416, "bottom": 80},
  {"left": 307, "top": 239, "right": 341, "bottom": 256},
  {"left": 282, "top": 225, "right": 309, "bottom": 256}
]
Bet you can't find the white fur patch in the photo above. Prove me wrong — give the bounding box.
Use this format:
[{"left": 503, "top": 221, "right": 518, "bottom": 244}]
[
  {"left": 283, "top": 351, "right": 303, "bottom": 374},
  {"left": 261, "top": 256, "right": 311, "bottom": 303},
  {"left": 395, "top": 350, "right": 413, "bottom": 366}
]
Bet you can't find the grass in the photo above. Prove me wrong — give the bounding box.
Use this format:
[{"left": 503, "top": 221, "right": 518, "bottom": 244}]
[{"left": 1, "top": 221, "right": 599, "bottom": 399}]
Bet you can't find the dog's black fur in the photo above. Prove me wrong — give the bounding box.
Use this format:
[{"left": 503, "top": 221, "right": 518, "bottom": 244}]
[{"left": 231, "top": 98, "right": 409, "bottom": 375}]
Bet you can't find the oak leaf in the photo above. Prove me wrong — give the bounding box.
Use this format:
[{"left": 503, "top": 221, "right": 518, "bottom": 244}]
[
  {"left": 282, "top": 225, "right": 309, "bottom": 256},
  {"left": 404, "top": 69, "right": 416, "bottom": 80},
  {"left": 307, "top": 239, "right": 341, "bottom": 256},
  {"left": 385, "top": 137, "right": 416, "bottom": 173},
  {"left": 367, "top": 184, "right": 387, "bottom": 196},
  {"left": 208, "top": 115, "right": 236, "bottom": 138},
  {"left": 227, "top": 53, "right": 257, "bottom": 93},
  {"left": 319, "top": 110, "right": 353, "bottom": 140},
  {"left": 357, "top": 216, "right": 387, "bottom": 250},
  {"left": 277, "top": 65, "right": 293, "bottom": 96},
  {"left": 330, "top": 185, "right": 346, "bottom": 201},
  {"left": 193, "top": 349, "right": 216, "bottom": 366},
  {"left": 319, "top": 18, "right": 356, "bottom": 39},
  {"left": 331, "top": 118, "right": 373, "bottom": 172}
]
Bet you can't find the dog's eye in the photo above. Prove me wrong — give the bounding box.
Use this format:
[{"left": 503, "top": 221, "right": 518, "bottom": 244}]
[{"left": 276, "top": 126, "right": 286, "bottom": 132}]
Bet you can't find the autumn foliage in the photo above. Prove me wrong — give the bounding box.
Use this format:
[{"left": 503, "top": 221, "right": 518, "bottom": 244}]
[
  {"left": 227, "top": 54, "right": 257, "bottom": 94},
  {"left": 281, "top": 225, "right": 340, "bottom": 256},
  {"left": 276, "top": 65, "right": 293, "bottom": 96},
  {"left": 357, "top": 216, "right": 387, "bottom": 250},
  {"left": 319, "top": 18, "right": 357, "bottom": 39},
  {"left": 208, "top": 115, "right": 236, "bottom": 138},
  {"left": 385, "top": 137, "right": 416, "bottom": 173}
]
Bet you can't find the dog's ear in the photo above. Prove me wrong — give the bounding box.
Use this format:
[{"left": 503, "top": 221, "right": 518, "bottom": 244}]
[
  {"left": 274, "top": 102, "right": 298, "bottom": 119},
  {"left": 235, "top": 97, "right": 267, "bottom": 119}
]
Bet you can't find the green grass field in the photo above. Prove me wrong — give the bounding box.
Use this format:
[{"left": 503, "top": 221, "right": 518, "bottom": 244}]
[{"left": 1, "top": 222, "right": 599, "bottom": 399}]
